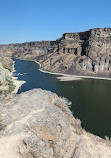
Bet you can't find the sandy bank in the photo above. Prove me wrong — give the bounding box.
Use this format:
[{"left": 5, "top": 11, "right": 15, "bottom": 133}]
[
  {"left": 11, "top": 76, "right": 26, "bottom": 93},
  {"left": 57, "top": 76, "right": 82, "bottom": 81},
  {"left": 11, "top": 60, "right": 26, "bottom": 93},
  {"left": 57, "top": 75, "right": 111, "bottom": 81}
]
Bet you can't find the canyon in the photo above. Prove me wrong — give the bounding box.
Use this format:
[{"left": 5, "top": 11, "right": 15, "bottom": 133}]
[
  {"left": 1, "top": 28, "right": 111, "bottom": 157},
  {"left": 0, "top": 28, "right": 111, "bottom": 77}
]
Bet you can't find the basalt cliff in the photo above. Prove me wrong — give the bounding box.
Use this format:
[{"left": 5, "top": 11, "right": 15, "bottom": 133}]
[{"left": 1, "top": 28, "right": 111, "bottom": 77}]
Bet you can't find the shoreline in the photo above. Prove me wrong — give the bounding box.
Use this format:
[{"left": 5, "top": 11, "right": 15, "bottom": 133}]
[
  {"left": 11, "top": 76, "right": 26, "bottom": 93},
  {"left": 13, "top": 58, "right": 111, "bottom": 81},
  {"left": 34, "top": 60, "right": 111, "bottom": 81},
  {"left": 11, "top": 61, "right": 26, "bottom": 93},
  {"left": 34, "top": 61, "right": 71, "bottom": 77}
]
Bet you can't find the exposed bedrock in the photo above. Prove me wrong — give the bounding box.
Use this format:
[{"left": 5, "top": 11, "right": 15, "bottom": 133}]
[
  {"left": 1, "top": 28, "right": 111, "bottom": 77},
  {"left": 0, "top": 57, "right": 14, "bottom": 95},
  {"left": 0, "top": 57, "right": 12, "bottom": 83},
  {"left": 0, "top": 89, "right": 111, "bottom": 158}
]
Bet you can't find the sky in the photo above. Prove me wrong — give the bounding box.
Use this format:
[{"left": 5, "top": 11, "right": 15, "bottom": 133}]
[{"left": 0, "top": 0, "right": 111, "bottom": 44}]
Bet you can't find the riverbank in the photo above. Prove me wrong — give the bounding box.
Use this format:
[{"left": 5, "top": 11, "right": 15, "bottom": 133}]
[
  {"left": 34, "top": 60, "right": 111, "bottom": 81},
  {"left": 14, "top": 58, "right": 111, "bottom": 81},
  {"left": 57, "top": 75, "right": 111, "bottom": 81},
  {"left": 12, "top": 60, "right": 26, "bottom": 93},
  {"left": 11, "top": 76, "right": 26, "bottom": 93},
  {"left": 34, "top": 61, "right": 72, "bottom": 76}
]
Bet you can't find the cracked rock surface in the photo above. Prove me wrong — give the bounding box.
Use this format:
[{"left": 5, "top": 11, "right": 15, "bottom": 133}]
[{"left": 0, "top": 89, "right": 111, "bottom": 158}]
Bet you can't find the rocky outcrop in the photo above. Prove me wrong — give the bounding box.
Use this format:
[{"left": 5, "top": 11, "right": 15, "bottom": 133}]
[
  {"left": 0, "top": 62, "right": 11, "bottom": 83},
  {"left": 1, "top": 28, "right": 111, "bottom": 77},
  {"left": 0, "top": 57, "right": 15, "bottom": 94},
  {"left": 40, "top": 28, "right": 111, "bottom": 77},
  {"left": 0, "top": 57, "right": 12, "bottom": 83},
  {"left": 0, "top": 89, "right": 111, "bottom": 158}
]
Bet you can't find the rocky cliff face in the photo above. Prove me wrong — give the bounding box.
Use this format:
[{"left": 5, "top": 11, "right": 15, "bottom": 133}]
[
  {"left": 1, "top": 28, "right": 111, "bottom": 77},
  {"left": 40, "top": 28, "right": 111, "bottom": 77},
  {"left": 0, "top": 57, "right": 13, "bottom": 82},
  {"left": 0, "top": 89, "right": 111, "bottom": 158},
  {"left": 0, "top": 57, "right": 14, "bottom": 94}
]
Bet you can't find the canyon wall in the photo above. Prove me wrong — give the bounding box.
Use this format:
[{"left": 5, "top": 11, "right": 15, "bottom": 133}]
[{"left": 0, "top": 28, "right": 111, "bottom": 77}]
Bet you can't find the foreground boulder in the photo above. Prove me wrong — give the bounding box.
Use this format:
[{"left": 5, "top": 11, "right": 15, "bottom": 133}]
[{"left": 0, "top": 89, "right": 111, "bottom": 158}]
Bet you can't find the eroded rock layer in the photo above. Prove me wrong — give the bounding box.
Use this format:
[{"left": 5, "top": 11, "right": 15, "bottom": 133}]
[{"left": 1, "top": 28, "right": 111, "bottom": 77}]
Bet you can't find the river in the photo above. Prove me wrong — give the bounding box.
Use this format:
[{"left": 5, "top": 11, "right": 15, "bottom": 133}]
[{"left": 13, "top": 58, "right": 111, "bottom": 138}]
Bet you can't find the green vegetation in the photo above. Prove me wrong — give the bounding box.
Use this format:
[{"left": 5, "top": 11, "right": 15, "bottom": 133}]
[
  {"left": 0, "top": 81, "right": 2, "bottom": 86},
  {"left": 0, "top": 57, "right": 15, "bottom": 94},
  {"left": 0, "top": 57, "right": 13, "bottom": 72},
  {"left": 2, "top": 61, "right": 13, "bottom": 72},
  {"left": 7, "top": 80, "right": 15, "bottom": 93}
]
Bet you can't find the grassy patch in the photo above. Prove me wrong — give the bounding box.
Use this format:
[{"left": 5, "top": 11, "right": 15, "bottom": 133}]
[
  {"left": 7, "top": 80, "right": 16, "bottom": 93},
  {"left": 0, "top": 81, "right": 2, "bottom": 86},
  {"left": 2, "top": 62, "right": 13, "bottom": 72},
  {"left": 1, "top": 57, "right": 13, "bottom": 72}
]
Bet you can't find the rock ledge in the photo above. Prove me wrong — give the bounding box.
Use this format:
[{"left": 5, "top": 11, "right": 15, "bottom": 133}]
[{"left": 0, "top": 89, "right": 111, "bottom": 158}]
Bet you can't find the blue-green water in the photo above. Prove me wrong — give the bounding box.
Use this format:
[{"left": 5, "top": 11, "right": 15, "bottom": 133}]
[{"left": 14, "top": 58, "right": 111, "bottom": 138}]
